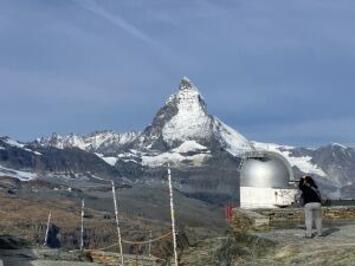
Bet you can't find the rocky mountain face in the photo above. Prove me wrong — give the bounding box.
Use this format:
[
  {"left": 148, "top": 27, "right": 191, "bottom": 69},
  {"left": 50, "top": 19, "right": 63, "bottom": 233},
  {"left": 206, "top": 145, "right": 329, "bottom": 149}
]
[
  {"left": 0, "top": 137, "right": 121, "bottom": 181},
  {"left": 305, "top": 144, "right": 355, "bottom": 198},
  {"left": 1, "top": 78, "right": 355, "bottom": 201},
  {"left": 115, "top": 78, "right": 252, "bottom": 203},
  {"left": 129, "top": 78, "right": 252, "bottom": 154}
]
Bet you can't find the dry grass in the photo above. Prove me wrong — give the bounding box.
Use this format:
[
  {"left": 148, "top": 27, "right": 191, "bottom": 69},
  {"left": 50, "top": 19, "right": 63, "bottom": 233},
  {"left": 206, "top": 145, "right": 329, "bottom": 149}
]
[{"left": 0, "top": 191, "right": 174, "bottom": 259}]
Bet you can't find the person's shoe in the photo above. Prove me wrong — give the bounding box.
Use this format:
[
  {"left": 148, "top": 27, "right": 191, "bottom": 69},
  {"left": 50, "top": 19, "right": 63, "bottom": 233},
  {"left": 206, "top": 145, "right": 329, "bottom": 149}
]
[
  {"left": 317, "top": 233, "right": 326, "bottom": 237},
  {"left": 304, "top": 234, "right": 313, "bottom": 239}
]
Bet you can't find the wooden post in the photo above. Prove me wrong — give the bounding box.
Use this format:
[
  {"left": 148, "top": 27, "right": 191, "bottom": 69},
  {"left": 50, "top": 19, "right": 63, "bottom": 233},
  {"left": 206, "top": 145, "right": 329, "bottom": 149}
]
[
  {"left": 43, "top": 210, "right": 52, "bottom": 247},
  {"left": 80, "top": 199, "right": 85, "bottom": 251},
  {"left": 111, "top": 180, "right": 124, "bottom": 266},
  {"left": 148, "top": 230, "right": 152, "bottom": 258},
  {"left": 167, "top": 165, "right": 178, "bottom": 266}
]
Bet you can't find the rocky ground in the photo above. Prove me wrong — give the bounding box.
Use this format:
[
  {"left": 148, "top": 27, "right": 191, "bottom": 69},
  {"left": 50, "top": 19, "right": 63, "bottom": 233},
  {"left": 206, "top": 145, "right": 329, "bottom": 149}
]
[
  {"left": 2, "top": 177, "right": 355, "bottom": 265},
  {"left": 0, "top": 177, "right": 225, "bottom": 265},
  {"left": 2, "top": 219, "right": 355, "bottom": 265},
  {"left": 0, "top": 246, "right": 163, "bottom": 266},
  {"left": 179, "top": 220, "right": 355, "bottom": 265},
  {"left": 0, "top": 176, "right": 225, "bottom": 245},
  {"left": 0, "top": 248, "right": 100, "bottom": 266},
  {"left": 255, "top": 222, "right": 355, "bottom": 265}
]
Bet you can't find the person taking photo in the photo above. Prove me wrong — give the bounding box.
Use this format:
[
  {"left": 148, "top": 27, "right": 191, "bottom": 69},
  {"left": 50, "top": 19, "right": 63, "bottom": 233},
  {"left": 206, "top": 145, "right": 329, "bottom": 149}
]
[{"left": 298, "top": 175, "right": 324, "bottom": 238}]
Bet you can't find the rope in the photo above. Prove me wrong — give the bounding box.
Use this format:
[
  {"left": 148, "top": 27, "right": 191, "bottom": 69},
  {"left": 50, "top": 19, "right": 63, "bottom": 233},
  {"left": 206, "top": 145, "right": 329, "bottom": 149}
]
[
  {"left": 122, "top": 231, "right": 172, "bottom": 245},
  {"left": 95, "top": 243, "right": 120, "bottom": 252},
  {"left": 94, "top": 231, "right": 172, "bottom": 251}
]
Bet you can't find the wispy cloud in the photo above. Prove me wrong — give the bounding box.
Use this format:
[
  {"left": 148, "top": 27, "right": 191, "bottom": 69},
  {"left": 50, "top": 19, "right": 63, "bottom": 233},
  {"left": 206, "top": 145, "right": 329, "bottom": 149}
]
[
  {"left": 2, "top": 0, "right": 355, "bottom": 145},
  {"left": 74, "top": 0, "right": 163, "bottom": 49},
  {"left": 73, "top": 0, "right": 184, "bottom": 72}
]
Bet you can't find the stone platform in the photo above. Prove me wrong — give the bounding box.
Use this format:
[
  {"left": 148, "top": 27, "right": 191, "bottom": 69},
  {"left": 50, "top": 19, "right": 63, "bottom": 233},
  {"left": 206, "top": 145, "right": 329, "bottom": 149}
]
[{"left": 229, "top": 206, "right": 355, "bottom": 265}]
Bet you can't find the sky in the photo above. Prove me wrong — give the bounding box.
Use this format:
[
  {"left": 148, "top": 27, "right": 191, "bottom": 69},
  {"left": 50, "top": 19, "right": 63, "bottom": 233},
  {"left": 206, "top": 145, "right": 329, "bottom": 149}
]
[{"left": 0, "top": 0, "right": 354, "bottom": 147}]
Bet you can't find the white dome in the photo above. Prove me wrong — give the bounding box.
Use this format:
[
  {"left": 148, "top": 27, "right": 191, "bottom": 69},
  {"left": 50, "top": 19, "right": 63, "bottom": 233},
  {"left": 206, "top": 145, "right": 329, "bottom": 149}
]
[{"left": 241, "top": 151, "right": 294, "bottom": 188}]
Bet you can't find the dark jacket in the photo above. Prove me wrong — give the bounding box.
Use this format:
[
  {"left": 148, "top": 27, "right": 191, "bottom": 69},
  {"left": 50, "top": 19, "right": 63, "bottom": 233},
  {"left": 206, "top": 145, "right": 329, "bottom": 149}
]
[{"left": 299, "top": 182, "right": 321, "bottom": 205}]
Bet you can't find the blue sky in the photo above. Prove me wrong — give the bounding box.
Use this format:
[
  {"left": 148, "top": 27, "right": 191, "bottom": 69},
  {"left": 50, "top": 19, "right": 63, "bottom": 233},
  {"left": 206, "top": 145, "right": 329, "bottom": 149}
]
[{"left": 0, "top": 0, "right": 354, "bottom": 147}]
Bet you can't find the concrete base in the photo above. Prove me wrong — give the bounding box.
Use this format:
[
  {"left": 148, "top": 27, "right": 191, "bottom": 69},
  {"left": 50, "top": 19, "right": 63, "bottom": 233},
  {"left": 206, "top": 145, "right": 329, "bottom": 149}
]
[{"left": 240, "top": 187, "right": 297, "bottom": 209}]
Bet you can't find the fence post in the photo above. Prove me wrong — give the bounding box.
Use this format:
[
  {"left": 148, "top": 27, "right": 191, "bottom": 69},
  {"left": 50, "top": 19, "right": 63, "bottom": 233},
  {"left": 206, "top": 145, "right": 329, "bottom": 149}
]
[
  {"left": 148, "top": 230, "right": 152, "bottom": 258},
  {"left": 111, "top": 180, "right": 125, "bottom": 266},
  {"left": 168, "top": 165, "right": 178, "bottom": 266},
  {"left": 43, "top": 210, "right": 52, "bottom": 247},
  {"left": 80, "top": 199, "right": 85, "bottom": 251}
]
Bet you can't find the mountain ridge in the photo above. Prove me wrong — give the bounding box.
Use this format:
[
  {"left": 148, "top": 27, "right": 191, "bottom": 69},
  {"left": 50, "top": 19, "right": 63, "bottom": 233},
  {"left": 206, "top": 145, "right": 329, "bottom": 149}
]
[{"left": 1, "top": 77, "right": 355, "bottom": 200}]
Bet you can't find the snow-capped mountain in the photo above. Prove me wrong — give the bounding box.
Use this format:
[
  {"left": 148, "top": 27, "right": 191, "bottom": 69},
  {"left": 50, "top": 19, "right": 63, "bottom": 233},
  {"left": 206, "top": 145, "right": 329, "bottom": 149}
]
[
  {"left": 36, "top": 130, "right": 138, "bottom": 154},
  {"left": 0, "top": 136, "right": 42, "bottom": 156},
  {"left": 0, "top": 136, "right": 121, "bottom": 181},
  {"left": 1, "top": 77, "right": 355, "bottom": 200},
  {"left": 36, "top": 78, "right": 253, "bottom": 168},
  {"left": 146, "top": 77, "right": 252, "bottom": 154},
  {"left": 120, "top": 77, "right": 253, "bottom": 167},
  {"left": 311, "top": 143, "right": 355, "bottom": 187},
  {"left": 120, "top": 77, "right": 353, "bottom": 198}
]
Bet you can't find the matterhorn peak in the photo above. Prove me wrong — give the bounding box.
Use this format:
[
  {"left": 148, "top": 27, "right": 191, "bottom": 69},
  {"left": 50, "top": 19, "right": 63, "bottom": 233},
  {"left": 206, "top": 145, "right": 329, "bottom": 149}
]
[
  {"left": 179, "top": 76, "right": 199, "bottom": 92},
  {"left": 135, "top": 77, "right": 253, "bottom": 156}
]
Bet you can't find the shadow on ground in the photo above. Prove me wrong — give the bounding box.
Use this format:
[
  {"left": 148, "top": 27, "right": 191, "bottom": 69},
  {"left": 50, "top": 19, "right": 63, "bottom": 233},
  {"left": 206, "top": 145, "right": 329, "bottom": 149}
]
[
  {"left": 0, "top": 235, "right": 35, "bottom": 266},
  {"left": 322, "top": 227, "right": 340, "bottom": 236}
]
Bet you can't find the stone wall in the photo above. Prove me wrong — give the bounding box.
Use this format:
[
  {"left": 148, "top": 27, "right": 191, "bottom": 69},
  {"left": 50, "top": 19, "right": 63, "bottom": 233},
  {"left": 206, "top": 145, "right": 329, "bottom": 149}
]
[
  {"left": 256, "top": 208, "right": 303, "bottom": 224},
  {"left": 231, "top": 206, "right": 355, "bottom": 232},
  {"left": 257, "top": 206, "right": 355, "bottom": 224}
]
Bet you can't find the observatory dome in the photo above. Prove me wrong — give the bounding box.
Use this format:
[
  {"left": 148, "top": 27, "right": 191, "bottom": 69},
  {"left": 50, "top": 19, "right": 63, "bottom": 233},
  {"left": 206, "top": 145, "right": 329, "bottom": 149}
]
[{"left": 241, "top": 151, "right": 293, "bottom": 189}]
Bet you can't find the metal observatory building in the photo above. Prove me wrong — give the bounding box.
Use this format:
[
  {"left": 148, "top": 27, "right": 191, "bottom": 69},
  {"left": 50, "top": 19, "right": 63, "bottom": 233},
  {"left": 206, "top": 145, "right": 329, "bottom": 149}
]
[{"left": 239, "top": 150, "right": 297, "bottom": 209}]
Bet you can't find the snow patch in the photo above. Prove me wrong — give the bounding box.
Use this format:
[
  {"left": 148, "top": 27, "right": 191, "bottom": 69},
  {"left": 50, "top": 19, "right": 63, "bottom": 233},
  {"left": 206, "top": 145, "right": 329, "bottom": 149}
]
[
  {"left": 90, "top": 174, "right": 105, "bottom": 181},
  {"left": 95, "top": 153, "right": 118, "bottom": 166},
  {"left": 102, "top": 157, "right": 118, "bottom": 166},
  {"left": 162, "top": 82, "right": 212, "bottom": 145},
  {"left": 251, "top": 142, "right": 294, "bottom": 151},
  {"left": 24, "top": 148, "right": 42, "bottom": 156},
  {"left": 286, "top": 154, "right": 326, "bottom": 177},
  {"left": 0, "top": 165, "right": 36, "bottom": 181},
  {"left": 3, "top": 138, "right": 25, "bottom": 148},
  {"left": 142, "top": 152, "right": 210, "bottom": 168},
  {"left": 213, "top": 118, "right": 253, "bottom": 156},
  {"left": 2, "top": 137, "right": 42, "bottom": 155},
  {"left": 331, "top": 143, "right": 348, "bottom": 149},
  {"left": 122, "top": 158, "right": 139, "bottom": 163},
  {"left": 172, "top": 141, "right": 208, "bottom": 154}
]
